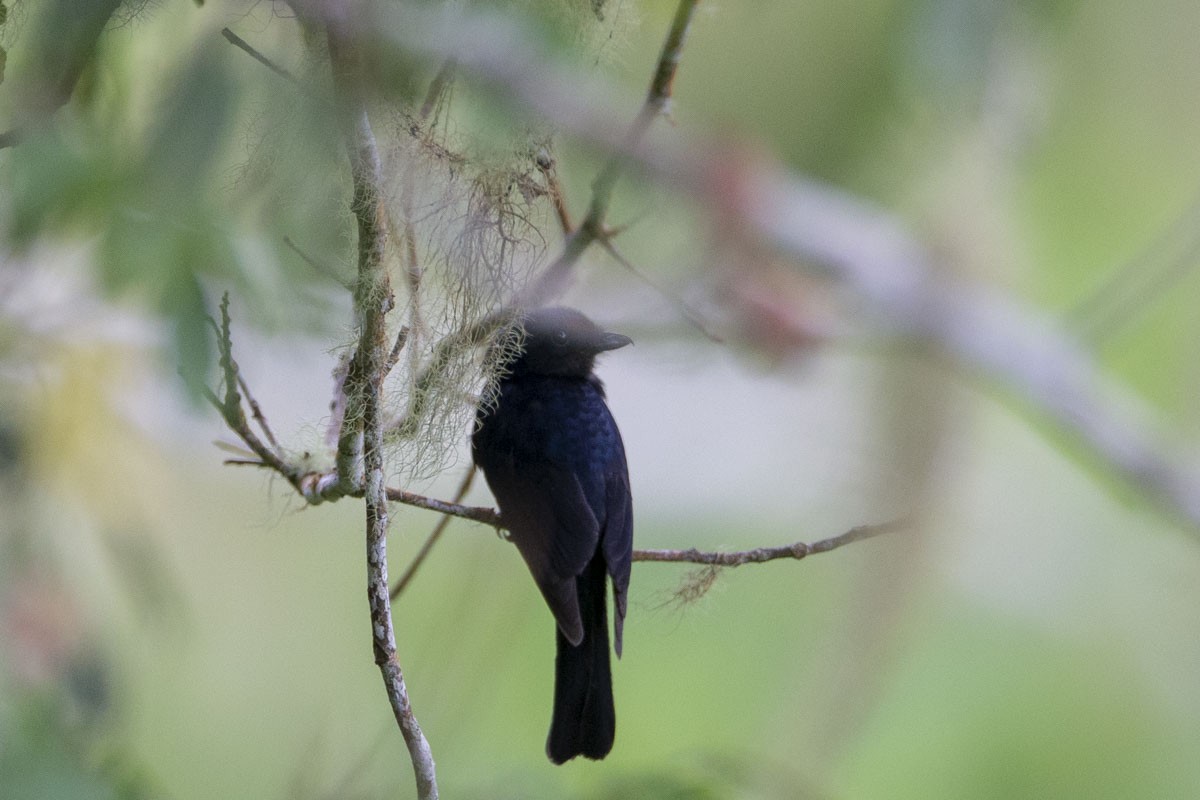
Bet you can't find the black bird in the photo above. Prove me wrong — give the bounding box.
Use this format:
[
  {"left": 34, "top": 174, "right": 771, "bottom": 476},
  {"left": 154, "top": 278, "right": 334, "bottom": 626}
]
[{"left": 472, "top": 307, "right": 634, "bottom": 764}]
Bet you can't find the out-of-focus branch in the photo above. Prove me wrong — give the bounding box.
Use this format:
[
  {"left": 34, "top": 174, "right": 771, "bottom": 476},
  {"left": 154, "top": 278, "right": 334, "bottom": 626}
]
[
  {"left": 419, "top": 59, "right": 457, "bottom": 120},
  {"left": 362, "top": 2, "right": 1200, "bottom": 534},
  {"left": 220, "top": 27, "right": 295, "bottom": 82},
  {"left": 1067, "top": 188, "right": 1200, "bottom": 344}
]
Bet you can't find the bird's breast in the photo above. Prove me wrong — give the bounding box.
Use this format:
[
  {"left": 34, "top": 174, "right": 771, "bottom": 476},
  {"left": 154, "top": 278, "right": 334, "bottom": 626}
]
[{"left": 475, "top": 375, "right": 621, "bottom": 476}]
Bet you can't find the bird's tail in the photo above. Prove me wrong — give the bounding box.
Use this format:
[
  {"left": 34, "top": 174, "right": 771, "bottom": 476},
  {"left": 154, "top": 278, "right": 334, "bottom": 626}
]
[{"left": 546, "top": 555, "right": 615, "bottom": 764}]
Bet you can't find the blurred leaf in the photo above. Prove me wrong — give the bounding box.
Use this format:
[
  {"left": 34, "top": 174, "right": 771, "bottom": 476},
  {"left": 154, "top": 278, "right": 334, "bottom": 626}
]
[
  {"left": 4, "top": 123, "right": 124, "bottom": 246},
  {"left": 839, "top": 601, "right": 1197, "bottom": 799},
  {"left": 140, "top": 41, "right": 235, "bottom": 207},
  {"left": 95, "top": 210, "right": 225, "bottom": 397},
  {"left": 18, "top": 0, "right": 122, "bottom": 113},
  {"left": 164, "top": 262, "right": 212, "bottom": 398}
]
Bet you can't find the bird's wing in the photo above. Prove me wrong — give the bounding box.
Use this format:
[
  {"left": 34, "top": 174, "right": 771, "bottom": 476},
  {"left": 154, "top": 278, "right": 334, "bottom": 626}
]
[
  {"left": 485, "top": 460, "right": 600, "bottom": 646},
  {"left": 602, "top": 456, "right": 633, "bottom": 657}
]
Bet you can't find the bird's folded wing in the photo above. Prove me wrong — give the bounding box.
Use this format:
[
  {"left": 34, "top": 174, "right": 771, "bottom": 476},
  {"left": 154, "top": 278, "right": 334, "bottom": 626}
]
[
  {"left": 486, "top": 461, "right": 600, "bottom": 645},
  {"left": 602, "top": 463, "right": 633, "bottom": 656}
]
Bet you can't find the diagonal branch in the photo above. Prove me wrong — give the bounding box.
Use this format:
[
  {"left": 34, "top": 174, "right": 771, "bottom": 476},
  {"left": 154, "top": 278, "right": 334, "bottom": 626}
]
[
  {"left": 522, "top": 0, "right": 700, "bottom": 306},
  {"left": 207, "top": 295, "right": 303, "bottom": 489},
  {"left": 386, "top": 0, "right": 703, "bottom": 448},
  {"left": 220, "top": 27, "right": 296, "bottom": 82},
  {"left": 390, "top": 468, "right": 477, "bottom": 600}
]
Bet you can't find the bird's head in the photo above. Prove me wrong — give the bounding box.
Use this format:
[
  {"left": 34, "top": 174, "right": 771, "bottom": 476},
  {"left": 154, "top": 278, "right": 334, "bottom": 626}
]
[{"left": 509, "top": 307, "right": 632, "bottom": 378}]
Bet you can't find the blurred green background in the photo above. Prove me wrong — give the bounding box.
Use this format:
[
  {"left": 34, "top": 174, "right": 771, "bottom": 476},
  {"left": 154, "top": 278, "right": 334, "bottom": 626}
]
[{"left": 3, "top": 0, "right": 1200, "bottom": 798}]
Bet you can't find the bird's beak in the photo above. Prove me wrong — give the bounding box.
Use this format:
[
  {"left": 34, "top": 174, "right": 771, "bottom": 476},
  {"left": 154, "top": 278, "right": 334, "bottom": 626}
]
[{"left": 595, "top": 332, "right": 633, "bottom": 352}]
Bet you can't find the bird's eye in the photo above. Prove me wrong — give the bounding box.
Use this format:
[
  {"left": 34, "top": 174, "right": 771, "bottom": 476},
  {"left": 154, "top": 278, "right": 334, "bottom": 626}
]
[{"left": 555, "top": 330, "right": 568, "bottom": 344}]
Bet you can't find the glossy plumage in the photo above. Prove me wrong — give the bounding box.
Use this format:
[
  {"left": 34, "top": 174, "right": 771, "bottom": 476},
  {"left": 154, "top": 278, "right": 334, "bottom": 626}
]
[{"left": 472, "top": 307, "right": 633, "bottom": 764}]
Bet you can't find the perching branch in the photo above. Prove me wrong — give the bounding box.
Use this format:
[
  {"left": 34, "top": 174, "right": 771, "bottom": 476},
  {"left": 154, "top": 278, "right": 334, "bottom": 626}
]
[
  {"left": 216, "top": 363, "right": 899, "bottom": 574},
  {"left": 632, "top": 521, "right": 904, "bottom": 566},
  {"left": 211, "top": 293, "right": 895, "bottom": 571}
]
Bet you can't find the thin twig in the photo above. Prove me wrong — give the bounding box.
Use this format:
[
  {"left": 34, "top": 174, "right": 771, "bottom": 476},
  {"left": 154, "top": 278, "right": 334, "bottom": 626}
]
[
  {"left": 1067, "top": 188, "right": 1200, "bottom": 344},
  {"left": 206, "top": 297, "right": 300, "bottom": 487},
  {"left": 534, "top": 146, "right": 574, "bottom": 235},
  {"left": 385, "top": 485, "right": 500, "bottom": 527},
  {"left": 419, "top": 59, "right": 457, "bottom": 121},
  {"left": 391, "top": 468, "right": 477, "bottom": 599},
  {"left": 384, "top": 326, "right": 411, "bottom": 378},
  {"left": 237, "top": 374, "right": 280, "bottom": 451},
  {"left": 221, "top": 27, "right": 296, "bottom": 82},
  {"left": 283, "top": 236, "right": 350, "bottom": 287},
  {"left": 598, "top": 237, "right": 724, "bottom": 343},
  {"left": 522, "top": 0, "right": 700, "bottom": 306},
  {"left": 632, "top": 521, "right": 903, "bottom": 566}
]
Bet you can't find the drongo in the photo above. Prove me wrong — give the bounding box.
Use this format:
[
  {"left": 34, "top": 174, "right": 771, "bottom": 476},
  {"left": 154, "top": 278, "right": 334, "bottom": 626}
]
[{"left": 472, "top": 307, "right": 634, "bottom": 764}]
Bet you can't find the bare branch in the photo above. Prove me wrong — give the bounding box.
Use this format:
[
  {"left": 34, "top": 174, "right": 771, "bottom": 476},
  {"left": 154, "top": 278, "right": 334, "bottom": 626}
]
[
  {"left": 220, "top": 27, "right": 295, "bottom": 82},
  {"left": 206, "top": 296, "right": 302, "bottom": 489},
  {"left": 534, "top": 147, "right": 573, "bottom": 236},
  {"left": 632, "top": 521, "right": 904, "bottom": 566},
  {"left": 385, "top": 485, "right": 500, "bottom": 527},
  {"left": 283, "top": 236, "right": 349, "bottom": 287},
  {"left": 236, "top": 374, "right": 280, "bottom": 451},
  {"left": 383, "top": 326, "right": 411, "bottom": 378},
  {"left": 597, "top": 237, "right": 724, "bottom": 343},
  {"left": 391, "top": 468, "right": 477, "bottom": 599},
  {"left": 325, "top": 14, "right": 437, "bottom": 798},
  {"left": 522, "top": 0, "right": 700, "bottom": 306}
]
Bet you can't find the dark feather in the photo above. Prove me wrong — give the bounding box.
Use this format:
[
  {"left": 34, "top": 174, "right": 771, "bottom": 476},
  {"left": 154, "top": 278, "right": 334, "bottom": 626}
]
[{"left": 472, "top": 307, "right": 634, "bottom": 763}]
